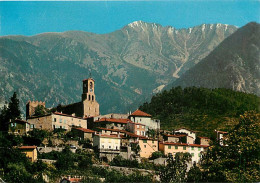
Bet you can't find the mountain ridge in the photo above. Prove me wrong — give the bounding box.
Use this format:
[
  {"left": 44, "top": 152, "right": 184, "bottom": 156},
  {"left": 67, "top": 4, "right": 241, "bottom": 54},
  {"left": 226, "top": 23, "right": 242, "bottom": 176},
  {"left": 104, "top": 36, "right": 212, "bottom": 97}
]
[
  {"left": 167, "top": 22, "right": 260, "bottom": 96},
  {"left": 0, "top": 21, "right": 238, "bottom": 114}
]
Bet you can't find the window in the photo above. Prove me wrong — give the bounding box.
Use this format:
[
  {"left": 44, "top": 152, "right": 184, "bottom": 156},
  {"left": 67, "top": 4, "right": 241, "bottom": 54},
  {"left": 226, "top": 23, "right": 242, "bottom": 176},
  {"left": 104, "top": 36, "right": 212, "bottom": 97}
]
[
  {"left": 109, "top": 146, "right": 111, "bottom": 149},
  {"left": 64, "top": 119, "right": 66, "bottom": 124},
  {"left": 30, "top": 124, "right": 34, "bottom": 129},
  {"left": 59, "top": 119, "right": 62, "bottom": 123},
  {"left": 140, "top": 119, "right": 141, "bottom": 121},
  {"left": 137, "top": 125, "right": 139, "bottom": 128},
  {"left": 191, "top": 153, "right": 194, "bottom": 157},
  {"left": 53, "top": 118, "right": 56, "bottom": 122},
  {"left": 198, "top": 147, "right": 201, "bottom": 151},
  {"left": 89, "top": 95, "right": 91, "bottom": 100},
  {"left": 144, "top": 145, "right": 146, "bottom": 148},
  {"left": 142, "top": 126, "right": 144, "bottom": 129},
  {"left": 40, "top": 125, "right": 42, "bottom": 129},
  {"left": 175, "top": 146, "right": 178, "bottom": 149},
  {"left": 168, "top": 145, "right": 171, "bottom": 149},
  {"left": 191, "top": 147, "right": 194, "bottom": 150},
  {"left": 92, "top": 96, "right": 94, "bottom": 101},
  {"left": 143, "top": 140, "right": 147, "bottom": 143},
  {"left": 198, "top": 153, "right": 201, "bottom": 157},
  {"left": 183, "top": 146, "right": 186, "bottom": 150},
  {"left": 53, "top": 125, "right": 55, "bottom": 129},
  {"left": 152, "top": 140, "right": 154, "bottom": 144},
  {"left": 102, "top": 145, "right": 104, "bottom": 148}
]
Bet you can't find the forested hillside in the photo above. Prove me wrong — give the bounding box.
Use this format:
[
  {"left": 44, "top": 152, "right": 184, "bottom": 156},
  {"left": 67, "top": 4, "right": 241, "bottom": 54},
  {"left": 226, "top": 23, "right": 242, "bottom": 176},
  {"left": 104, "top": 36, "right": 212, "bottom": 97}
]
[{"left": 140, "top": 87, "right": 259, "bottom": 136}]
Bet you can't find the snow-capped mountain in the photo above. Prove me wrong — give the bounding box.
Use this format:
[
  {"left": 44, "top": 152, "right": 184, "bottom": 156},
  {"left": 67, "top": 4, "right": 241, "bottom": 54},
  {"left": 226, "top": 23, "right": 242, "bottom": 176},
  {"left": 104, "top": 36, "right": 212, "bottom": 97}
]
[
  {"left": 168, "top": 22, "right": 260, "bottom": 96},
  {"left": 0, "top": 21, "right": 237, "bottom": 114}
]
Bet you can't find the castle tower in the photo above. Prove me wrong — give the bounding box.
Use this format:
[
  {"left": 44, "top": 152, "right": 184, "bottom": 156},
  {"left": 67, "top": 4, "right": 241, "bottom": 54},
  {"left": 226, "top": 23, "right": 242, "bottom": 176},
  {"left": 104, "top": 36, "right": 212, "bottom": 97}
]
[{"left": 82, "top": 78, "right": 100, "bottom": 117}]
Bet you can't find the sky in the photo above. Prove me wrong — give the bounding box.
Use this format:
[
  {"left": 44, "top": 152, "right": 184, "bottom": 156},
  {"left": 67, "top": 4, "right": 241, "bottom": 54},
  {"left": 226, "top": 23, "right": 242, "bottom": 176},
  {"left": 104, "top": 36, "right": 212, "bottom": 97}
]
[{"left": 0, "top": 1, "right": 259, "bottom": 36}]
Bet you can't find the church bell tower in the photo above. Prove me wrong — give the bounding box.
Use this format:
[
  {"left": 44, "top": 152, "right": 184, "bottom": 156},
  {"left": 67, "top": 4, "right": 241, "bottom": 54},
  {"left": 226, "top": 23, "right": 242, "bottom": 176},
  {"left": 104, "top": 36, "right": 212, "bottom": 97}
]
[{"left": 82, "top": 78, "right": 100, "bottom": 117}]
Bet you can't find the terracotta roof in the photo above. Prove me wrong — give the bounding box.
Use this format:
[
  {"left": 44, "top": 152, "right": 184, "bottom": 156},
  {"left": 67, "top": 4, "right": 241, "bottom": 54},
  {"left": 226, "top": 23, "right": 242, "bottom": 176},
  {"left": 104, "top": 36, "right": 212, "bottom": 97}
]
[
  {"left": 18, "top": 146, "right": 37, "bottom": 149},
  {"left": 95, "top": 118, "right": 131, "bottom": 124},
  {"left": 130, "top": 109, "right": 152, "bottom": 117},
  {"left": 96, "top": 127, "right": 127, "bottom": 133},
  {"left": 189, "top": 144, "right": 209, "bottom": 148},
  {"left": 74, "top": 127, "right": 95, "bottom": 133},
  {"left": 215, "top": 130, "right": 228, "bottom": 134}
]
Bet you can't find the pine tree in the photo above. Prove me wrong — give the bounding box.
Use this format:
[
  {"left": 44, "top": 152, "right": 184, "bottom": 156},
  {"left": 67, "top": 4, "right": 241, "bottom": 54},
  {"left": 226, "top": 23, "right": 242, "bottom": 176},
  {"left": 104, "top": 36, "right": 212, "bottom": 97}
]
[{"left": 0, "top": 92, "right": 21, "bottom": 131}]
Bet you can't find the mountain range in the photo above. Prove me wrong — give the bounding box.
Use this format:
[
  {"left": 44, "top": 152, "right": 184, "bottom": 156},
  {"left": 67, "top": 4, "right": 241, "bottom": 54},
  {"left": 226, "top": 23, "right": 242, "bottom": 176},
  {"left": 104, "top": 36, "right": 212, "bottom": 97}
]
[
  {"left": 168, "top": 22, "right": 260, "bottom": 96},
  {"left": 0, "top": 21, "right": 253, "bottom": 115}
]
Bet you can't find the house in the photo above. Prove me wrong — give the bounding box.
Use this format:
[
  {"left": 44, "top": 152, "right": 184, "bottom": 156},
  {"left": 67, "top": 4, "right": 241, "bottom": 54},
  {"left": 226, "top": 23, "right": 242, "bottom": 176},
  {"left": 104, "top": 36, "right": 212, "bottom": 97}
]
[
  {"left": 94, "top": 118, "right": 130, "bottom": 130},
  {"left": 159, "top": 142, "right": 209, "bottom": 164},
  {"left": 129, "top": 109, "right": 160, "bottom": 131},
  {"left": 126, "top": 121, "right": 146, "bottom": 136},
  {"left": 27, "top": 112, "right": 87, "bottom": 131},
  {"left": 188, "top": 144, "right": 209, "bottom": 164},
  {"left": 174, "top": 128, "right": 197, "bottom": 143},
  {"left": 8, "top": 119, "right": 30, "bottom": 135},
  {"left": 71, "top": 127, "right": 95, "bottom": 141},
  {"left": 138, "top": 137, "right": 158, "bottom": 158},
  {"left": 196, "top": 136, "right": 210, "bottom": 146},
  {"left": 159, "top": 142, "right": 189, "bottom": 157},
  {"left": 93, "top": 133, "right": 121, "bottom": 161},
  {"left": 18, "top": 146, "right": 37, "bottom": 162}
]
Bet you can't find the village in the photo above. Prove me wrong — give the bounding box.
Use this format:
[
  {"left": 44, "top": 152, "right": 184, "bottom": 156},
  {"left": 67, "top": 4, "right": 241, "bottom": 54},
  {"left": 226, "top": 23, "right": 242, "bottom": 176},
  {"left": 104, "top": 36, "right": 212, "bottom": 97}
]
[{"left": 8, "top": 78, "right": 228, "bottom": 182}]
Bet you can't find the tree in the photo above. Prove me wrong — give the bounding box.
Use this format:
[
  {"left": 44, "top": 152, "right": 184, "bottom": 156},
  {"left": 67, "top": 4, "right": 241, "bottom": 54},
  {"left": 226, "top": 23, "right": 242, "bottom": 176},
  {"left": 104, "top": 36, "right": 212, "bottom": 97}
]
[
  {"left": 150, "top": 151, "right": 164, "bottom": 160},
  {"left": 55, "top": 146, "right": 75, "bottom": 170},
  {"left": 201, "top": 111, "right": 260, "bottom": 182},
  {"left": 160, "top": 153, "right": 191, "bottom": 183},
  {"left": 187, "top": 162, "right": 203, "bottom": 182},
  {"left": 0, "top": 92, "right": 21, "bottom": 131},
  {"left": 8, "top": 92, "right": 21, "bottom": 120}
]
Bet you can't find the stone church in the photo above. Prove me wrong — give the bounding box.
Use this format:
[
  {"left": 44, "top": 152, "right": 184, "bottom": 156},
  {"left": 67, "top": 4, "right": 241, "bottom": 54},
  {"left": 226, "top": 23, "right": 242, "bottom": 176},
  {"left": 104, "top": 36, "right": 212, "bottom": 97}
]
[{"left": 26, "top": 78, "right": 100, "bottom": 118}]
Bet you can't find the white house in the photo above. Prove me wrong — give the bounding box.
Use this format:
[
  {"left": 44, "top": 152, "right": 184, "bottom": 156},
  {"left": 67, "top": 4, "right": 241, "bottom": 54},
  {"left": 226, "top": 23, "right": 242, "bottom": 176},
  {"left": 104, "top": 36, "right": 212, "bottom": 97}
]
[
  {"left": 129, "top": 109, "right": 160, "bottom": 131},
  {"left": 174, "top": 128, "right": 197, "bottom": 143},
  {"left": 188, "top": 144, "right": 208, "bottom": 164},
  {"left": 93, "top": 133, "right": 121, "bottom": 152}
]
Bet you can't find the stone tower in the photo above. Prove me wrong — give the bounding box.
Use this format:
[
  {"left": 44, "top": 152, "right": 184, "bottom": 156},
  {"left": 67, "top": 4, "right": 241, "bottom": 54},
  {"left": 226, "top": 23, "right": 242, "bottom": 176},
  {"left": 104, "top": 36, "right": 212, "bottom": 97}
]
[{"left": 82, "top": 78, "right": 100, "bottom": 117}]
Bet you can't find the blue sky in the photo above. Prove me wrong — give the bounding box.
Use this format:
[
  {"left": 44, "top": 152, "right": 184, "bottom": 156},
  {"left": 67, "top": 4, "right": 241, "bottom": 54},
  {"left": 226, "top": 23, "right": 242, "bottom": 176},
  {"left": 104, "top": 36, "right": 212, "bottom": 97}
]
[{"left": 0, "top": 1, "right": 259, "bottom": 36}]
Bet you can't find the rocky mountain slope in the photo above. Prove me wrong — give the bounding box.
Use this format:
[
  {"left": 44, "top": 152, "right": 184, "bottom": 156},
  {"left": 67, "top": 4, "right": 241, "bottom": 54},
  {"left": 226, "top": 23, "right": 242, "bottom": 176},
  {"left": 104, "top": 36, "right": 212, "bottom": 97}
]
[
  {"left": 168, "top": 22, "right": 260, "bottom": 96},
  {"left": 0, "top": 21, "right": 237, "bottom": 114}
]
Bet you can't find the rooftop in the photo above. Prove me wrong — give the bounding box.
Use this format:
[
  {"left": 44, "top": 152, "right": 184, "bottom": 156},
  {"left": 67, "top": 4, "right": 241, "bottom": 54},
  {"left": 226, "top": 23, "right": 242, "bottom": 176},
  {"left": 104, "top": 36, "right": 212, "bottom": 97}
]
[
  {"left": 130, "top": 109, "right": 152, "bottom": 117},
  {"left": 74, "top": 127, "right": 95, "bottom": 133}
]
